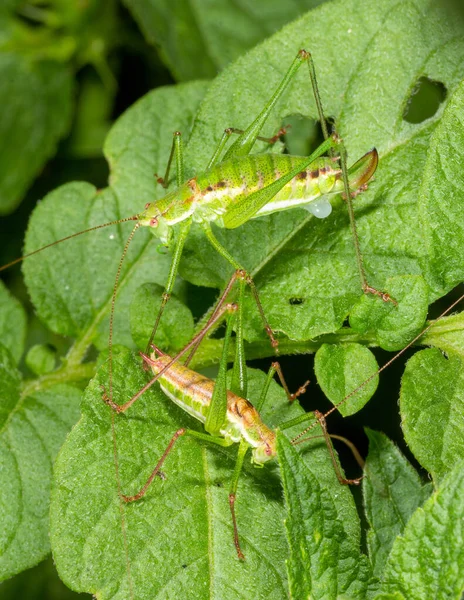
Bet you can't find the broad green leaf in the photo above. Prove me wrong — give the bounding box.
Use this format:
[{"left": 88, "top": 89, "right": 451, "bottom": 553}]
[
  {"left": 0, "top": 344, "right": 81, "bottom": 581},
  {"left": 277, "top": 432, "right": 372, "bottom": 599},
  {"left": 124, "top": 0, "right": 328, "bottom": 80},
  {"left": 0, "top": 53, "right": 73, "bottom": 214},
  {"left": 363, "top": 429, "right": 431, "bottom": 578},
  {"left": 399, "top": 348, "right": 464, "bottom": 482},
  {"left": 314, "top": 343, "right": 379, "bottom": 416},
  {"left": 130, "top": 283, "right": 194, "bottom": 351},
  {"left": 378, "top": 460, "right": 464, "bottom": 600},
  {"left": 349, "top": 276, "right": 429, "bottom": 351},
  {"left": 0, "top": 281, "right": 26, "bottom": 364},
  {"left": 51, "top": 354, "right": 340, "bottom": 598},
  {"left": 23, "top": 81, "right": 210, "bottom": 351}
]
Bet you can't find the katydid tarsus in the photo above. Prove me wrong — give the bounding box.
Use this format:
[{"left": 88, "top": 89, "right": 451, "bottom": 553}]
[{"left": 0, "top": 49, "right": 386, "bottom": 407}]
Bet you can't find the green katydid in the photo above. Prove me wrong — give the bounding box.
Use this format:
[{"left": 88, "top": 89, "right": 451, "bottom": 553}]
[
  {"left": 103, "top": 299, "right": 364, "bottom": 565},
  {"left": 100, "top": 286, "right": 464, "bottom": 598},
  {"left": 0, "top": 49, "right": 387, "bottom": 406}
]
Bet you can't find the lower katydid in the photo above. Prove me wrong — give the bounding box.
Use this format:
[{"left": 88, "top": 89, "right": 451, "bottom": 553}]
[
  {"left": 103, "top": 300, "right": 363, "bottom": 563},
  {"left": 99, "top": 285, "right": 464, "bottom": 600}
]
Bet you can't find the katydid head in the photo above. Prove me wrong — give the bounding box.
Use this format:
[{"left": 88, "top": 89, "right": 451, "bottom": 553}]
[
  {"left": 139, "top": 179, "right": 197, "bottom": 244},
  {"left": 138, "top": 204, "right": 171, "bottom": 244},
  {"left": 252, "top": 437, "right": 277, "bottom": 464}
]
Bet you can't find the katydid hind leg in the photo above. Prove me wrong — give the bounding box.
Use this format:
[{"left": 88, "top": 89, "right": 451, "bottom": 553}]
[{"left": 223, "top": 50, "right": 310, "bottom": 161}]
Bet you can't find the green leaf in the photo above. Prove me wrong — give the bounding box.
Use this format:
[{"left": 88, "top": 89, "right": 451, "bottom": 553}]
[
  {"left": 399, "top": 348, "right": 464, "bottom": 482},
  {"left": 276, "top": 432, "right": 372, "bottom": 599},
  {"left": 378, "top": 460, "right": 464, "bottom": 600},
  {"left": 130, "top": 283, "right": 194, "bottom": 351},
  {"left": 51, "top": 353, "right": 331, "bottom": 598},
  {"left": 0, "top": 344, "right": 81, "bottom": 581},
  {"left": 363, "top": 429, "right": 431, "bottom": 578},
  {"left": 0, "top": 281, "right": 26, "bottom": 364},
  {"left": 0, "top": 53, "right": 73, "bottom": 214},
  {"left": 419, "top": 310, "right": 464, "bottom": 359},
  {"left": 124, "top": 0, "right": 328, "bottom": 80},
  {"left": 314, "top": 343, "right": 379, "bottom": 416}
]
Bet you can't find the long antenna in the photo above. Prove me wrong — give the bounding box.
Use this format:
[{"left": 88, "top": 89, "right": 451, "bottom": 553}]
[{"left": 0, "top": 215, "right": 139, "bottom": 272}]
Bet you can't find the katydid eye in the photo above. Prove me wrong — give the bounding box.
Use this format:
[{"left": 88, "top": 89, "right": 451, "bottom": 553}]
[{"left": 149, "top": 217, "right": 159, "bottom": 227}]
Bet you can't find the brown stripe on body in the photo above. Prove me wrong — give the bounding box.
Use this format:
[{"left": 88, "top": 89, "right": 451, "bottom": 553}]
[{"left": 152, "top": 357, "right": 215, "bottom": 407}]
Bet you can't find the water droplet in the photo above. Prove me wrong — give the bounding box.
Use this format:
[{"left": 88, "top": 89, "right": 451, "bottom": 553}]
[
  {"left": 304, "top": 199, "right": 332, "bottom": 219},
  {"left": 109, "top": 234, "right": 115, "bottom": 240}
]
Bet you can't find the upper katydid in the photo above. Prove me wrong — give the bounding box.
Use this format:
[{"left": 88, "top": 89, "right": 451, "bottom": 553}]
[{"left": 0, "top": 49, "right": 386, "bottom": 401}]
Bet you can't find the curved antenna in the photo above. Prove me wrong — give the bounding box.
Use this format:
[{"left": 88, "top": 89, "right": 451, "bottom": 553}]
[
  {"left": 0, "top": 215, "right": 139, "bottom": 272},
  {"left": 292, "top": 288, "right": 464, "bottom": 443}
]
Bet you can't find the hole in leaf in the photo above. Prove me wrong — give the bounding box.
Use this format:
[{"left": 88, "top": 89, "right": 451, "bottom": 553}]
[
  {"left": 403, "top": 77, "right": 446, "bottom": 124},
  {"left": 282, "top": 114, "right": 335, "bottom": 156},
  {"left": 289, "top": 297, "right": 305, "bottom": 306}
]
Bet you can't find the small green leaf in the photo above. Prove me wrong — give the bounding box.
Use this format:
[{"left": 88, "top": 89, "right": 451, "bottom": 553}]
[
  {"left": 363, "top": 429, "right": 431, "bottom": 578},
  {"left": 314, "top": 343, "right": 379, "bottom": 416},
  {"left": 0, "top": 281, "right": 26, "bottom": 364},
  {"left": 400, "top": 348, "right": 464, "bottom": 482},
  {"left": 130, "top": 282, "right": 194, "bottom": 351},
  {"left": 277, "top": 432, "right": 372, "bottom": 599},
  {"left": 25, "top": 344, "right": 57, "bottom": 376},
  {"left": 419, "top": 310, "right": 464, "bottom": 360},
  {"left": 0, "top": 54, "right": 73, "bottom": 214},
  {"left": 350, "top": 276, "right": 429, "bottom": 351},
  {"left": 0, "top": 344, "right": 81, "bottom": 581},
  {"left": 378, "top": 460, "right": 464, "bottom": 600}
]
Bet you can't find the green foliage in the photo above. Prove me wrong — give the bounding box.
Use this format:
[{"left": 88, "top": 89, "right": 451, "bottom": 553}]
[
  {"left": 277, "top": 432, "right": 372, "bottom": 599},
  {"left": 378, "top": 460, "right": 464, "bottom": 599},
  {"left": 400, "top": 348, "right": 464, "bottom": 483},
  {"left": 0, "top": 344, "right": 81, "bottom": 581},
  {"left": 1, "top": 0, "right": 464, "bottom": 597},
  {"left": 0, "top": 281, "right": 26, "bottom": 364},
  {"left": 363, "top": 430, "right": 432, "bottom": 578},
  {"left": 124, "top": 0, "right": 328, "bottom": 80}
]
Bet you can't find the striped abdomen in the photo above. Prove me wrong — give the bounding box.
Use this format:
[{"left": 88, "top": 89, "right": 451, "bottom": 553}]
[
  {"left": 150, "top": 352, "right": 276, "bottom": 463},
  {"left": 193, "top": 154, "right": 341, "bottom": 225}
]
